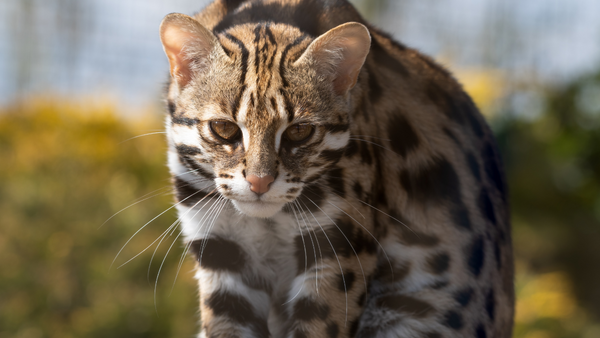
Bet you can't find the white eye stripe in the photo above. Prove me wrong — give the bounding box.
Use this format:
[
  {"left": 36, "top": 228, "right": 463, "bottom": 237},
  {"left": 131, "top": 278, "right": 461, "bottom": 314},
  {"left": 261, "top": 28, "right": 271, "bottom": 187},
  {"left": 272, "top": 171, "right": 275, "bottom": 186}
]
[
  {"left": 172, "top": 124, "right": 201, "bottom": 146},
  {"left": 321, "top": 131, "right": 350, "bottom": 150}
]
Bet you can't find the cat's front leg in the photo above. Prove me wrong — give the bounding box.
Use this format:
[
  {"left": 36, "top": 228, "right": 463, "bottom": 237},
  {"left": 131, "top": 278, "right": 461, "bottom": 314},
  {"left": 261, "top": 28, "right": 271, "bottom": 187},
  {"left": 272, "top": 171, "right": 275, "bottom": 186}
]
[
  {"left": 192, "top": 237, "right": 271, "bottom": 338},
  {"left": 284, "top": 221, "right": 378, "bottom": 338}
]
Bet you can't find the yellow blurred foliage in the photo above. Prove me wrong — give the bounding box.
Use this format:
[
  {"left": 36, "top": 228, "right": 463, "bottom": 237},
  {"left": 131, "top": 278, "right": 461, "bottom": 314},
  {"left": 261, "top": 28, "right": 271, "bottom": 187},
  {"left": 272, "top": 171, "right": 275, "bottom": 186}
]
[
  {"left": 516, "top": 271, "right": 576, "bottom": 323},
  {"left": 455, "top": 68, "right": 505, "bottom": 117}
]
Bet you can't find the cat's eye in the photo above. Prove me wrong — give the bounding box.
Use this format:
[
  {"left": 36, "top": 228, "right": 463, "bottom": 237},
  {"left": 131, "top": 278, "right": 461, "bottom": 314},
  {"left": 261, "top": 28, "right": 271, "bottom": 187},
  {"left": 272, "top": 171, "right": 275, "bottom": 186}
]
[
  {"left": 284, "top": 123, "right": 314, "bottom": 143},
  {"left": 210, "top": 121, "right": 241, "bottom": 141}
]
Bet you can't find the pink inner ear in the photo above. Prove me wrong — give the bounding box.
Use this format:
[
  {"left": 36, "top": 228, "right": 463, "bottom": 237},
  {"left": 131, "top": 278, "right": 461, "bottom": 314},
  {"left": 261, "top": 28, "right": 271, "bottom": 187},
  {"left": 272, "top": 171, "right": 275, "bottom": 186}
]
[
  {"left": 162, "top": 27, "right": 198, "bottom": 87},
  {"left": 298, "top": 23, "right": 371, "bottom": 96}
]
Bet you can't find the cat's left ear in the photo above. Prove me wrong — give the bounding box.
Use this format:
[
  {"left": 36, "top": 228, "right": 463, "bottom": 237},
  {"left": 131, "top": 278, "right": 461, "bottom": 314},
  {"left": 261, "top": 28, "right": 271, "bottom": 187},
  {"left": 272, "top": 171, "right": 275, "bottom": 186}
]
[
  {"left": 160, "top": 13, "right": 225, "bottom": 88},
  {"left": 295, "top": 22, "right": 371, "bottom": 95}
]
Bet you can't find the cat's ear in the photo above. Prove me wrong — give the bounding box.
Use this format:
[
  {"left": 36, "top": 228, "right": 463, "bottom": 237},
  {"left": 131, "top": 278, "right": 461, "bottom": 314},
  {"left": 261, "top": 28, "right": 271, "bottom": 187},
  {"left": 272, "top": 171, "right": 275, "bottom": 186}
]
[
  {"left": 160, "top": 13, "right": 224, "bottom": 88},
  {"left": 295, "top": 22, "right": 371, "bottom": 95}
]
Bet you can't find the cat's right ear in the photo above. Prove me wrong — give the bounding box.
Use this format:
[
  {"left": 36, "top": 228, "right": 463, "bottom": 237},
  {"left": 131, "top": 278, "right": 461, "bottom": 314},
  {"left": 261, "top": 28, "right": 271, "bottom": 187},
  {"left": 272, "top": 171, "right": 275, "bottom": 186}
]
[{"left": 160, "top": 13, "right": 224, "bottom": 88}]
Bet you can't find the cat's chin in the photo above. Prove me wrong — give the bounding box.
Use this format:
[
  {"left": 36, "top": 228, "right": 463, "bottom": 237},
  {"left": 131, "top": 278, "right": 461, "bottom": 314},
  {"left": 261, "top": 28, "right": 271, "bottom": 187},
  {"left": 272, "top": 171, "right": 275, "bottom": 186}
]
[{"left": 232, "top": 200, "right": 285, "bottom": 218}]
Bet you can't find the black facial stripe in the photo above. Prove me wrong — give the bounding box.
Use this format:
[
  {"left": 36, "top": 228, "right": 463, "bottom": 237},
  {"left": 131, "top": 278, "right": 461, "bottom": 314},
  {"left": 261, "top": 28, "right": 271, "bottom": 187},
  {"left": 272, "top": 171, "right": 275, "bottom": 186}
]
[
  {"left": 172, "top": 117, "right": 200, "bottom": 126},
  {"left": 176, "top": 144, "right": 202, "bottom": 156},
  {"left": 223, "top": 33, "right": 249, "bottom": 121},
  {"left": 173, "top": 177, "right": 211, "bottom": 207},
  {"left": 179, "top": 154, "right": 216, "bottom": 180},
  {"left": 279, "top": 35, "right": 309, "bottom": 88}
]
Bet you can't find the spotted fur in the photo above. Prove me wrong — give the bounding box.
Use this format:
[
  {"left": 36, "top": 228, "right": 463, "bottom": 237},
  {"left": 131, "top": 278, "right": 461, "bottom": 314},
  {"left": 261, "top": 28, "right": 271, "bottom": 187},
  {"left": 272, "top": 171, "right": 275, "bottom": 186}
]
[{"left": 159, "top": 1, "right": 514, "bottom": 337}]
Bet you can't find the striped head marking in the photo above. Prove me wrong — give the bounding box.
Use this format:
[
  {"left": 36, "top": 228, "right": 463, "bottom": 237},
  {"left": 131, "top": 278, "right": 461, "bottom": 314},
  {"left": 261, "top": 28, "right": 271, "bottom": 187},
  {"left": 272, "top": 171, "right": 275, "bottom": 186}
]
[{"left": 161, "top": 13, "right": 371, "bottom": 218}]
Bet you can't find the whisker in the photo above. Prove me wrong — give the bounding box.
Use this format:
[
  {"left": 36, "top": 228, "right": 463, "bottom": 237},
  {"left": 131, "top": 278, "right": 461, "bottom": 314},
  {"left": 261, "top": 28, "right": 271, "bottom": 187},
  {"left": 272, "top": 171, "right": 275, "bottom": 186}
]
[
  {"left": 110, "top": 187, "right": 210, "bottom": 270},
  {"left": 298, "top": 198, "right": 349, "bottom": 324},
  {"left": 295, "top": 200, "right": 320, "bottom": 293},
  {"left": 99, "top": 185, "right": 173, "bottom": 229},
  {"left": 283, "top": 203, "right": 308, "bottom": 305},
  {"left": 119, "top": 131, "right": 167, "bottom": 144},
  {"left": 327, "top": 200, "right": 394, "bottom": 282}
]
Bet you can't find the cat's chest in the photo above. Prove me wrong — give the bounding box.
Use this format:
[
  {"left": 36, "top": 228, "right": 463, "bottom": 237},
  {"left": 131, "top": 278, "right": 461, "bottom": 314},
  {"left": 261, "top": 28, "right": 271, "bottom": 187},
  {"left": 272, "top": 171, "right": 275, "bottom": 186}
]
[{"left": 180, "top": 202, "right": 302, "bottom": 268}]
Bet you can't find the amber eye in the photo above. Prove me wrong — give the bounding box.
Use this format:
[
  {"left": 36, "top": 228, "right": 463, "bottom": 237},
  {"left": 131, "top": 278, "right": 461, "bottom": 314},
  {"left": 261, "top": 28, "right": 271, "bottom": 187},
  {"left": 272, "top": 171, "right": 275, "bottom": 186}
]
[
  {"left": 284, "top": 123, "right": 314, "bottom": 143},
  {"left": 210, "top": 121, "right": 240, "bottom": 141}
]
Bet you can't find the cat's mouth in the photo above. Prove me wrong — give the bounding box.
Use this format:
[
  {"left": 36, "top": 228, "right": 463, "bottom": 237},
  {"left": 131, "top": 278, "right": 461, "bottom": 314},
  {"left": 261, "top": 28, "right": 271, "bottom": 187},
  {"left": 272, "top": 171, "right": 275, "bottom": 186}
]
[{"left": 232, "top": 200, "right": 285, "bottom": 218}]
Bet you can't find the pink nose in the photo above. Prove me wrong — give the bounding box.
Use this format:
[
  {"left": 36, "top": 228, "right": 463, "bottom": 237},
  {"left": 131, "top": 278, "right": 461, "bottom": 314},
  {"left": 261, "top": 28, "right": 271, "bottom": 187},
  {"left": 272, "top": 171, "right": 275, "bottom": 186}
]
[{"left": 246, "top": 174, "right": 275, "bottom": 194}]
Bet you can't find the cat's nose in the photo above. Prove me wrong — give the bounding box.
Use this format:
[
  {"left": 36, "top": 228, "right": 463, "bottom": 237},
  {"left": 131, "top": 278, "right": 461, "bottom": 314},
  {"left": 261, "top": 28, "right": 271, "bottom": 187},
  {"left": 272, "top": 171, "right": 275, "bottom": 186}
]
[{"left": 246, "top": 174, "right": 275, "bottom": 194}]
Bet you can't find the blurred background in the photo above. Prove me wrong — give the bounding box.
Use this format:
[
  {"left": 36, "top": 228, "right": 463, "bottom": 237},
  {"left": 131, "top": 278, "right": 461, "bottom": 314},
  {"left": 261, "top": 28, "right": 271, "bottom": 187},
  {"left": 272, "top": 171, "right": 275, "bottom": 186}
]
[{"left": 1, "top": 0, "right": 599, "bottom": 337}]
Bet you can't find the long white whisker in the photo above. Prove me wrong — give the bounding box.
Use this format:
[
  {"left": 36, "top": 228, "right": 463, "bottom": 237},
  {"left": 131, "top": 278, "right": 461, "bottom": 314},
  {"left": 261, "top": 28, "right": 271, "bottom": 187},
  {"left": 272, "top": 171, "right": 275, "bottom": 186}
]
[
  {"left": 99, "top": 185, "right": 172, "bottom": 229},
  {"left": 283, "top": 203, "right": 307, "bottom": 305},
  {"left": 327, "top": 201, "right": 394, "bottom": 281},
  {"left": 111, "top": 188, "right": 208, "bottom": 270},
  {"left": 120, "top": 131, "right": 167, "bottom": 144},
  {"left": 298, "top": 198, "right": 349, "bottom": 324}
]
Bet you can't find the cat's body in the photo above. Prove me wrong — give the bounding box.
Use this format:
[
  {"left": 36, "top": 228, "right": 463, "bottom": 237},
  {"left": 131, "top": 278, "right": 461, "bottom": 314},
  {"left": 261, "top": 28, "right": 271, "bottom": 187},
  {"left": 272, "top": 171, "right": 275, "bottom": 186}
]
[{"left": 160, "top": 0, "right": 514, "bottom": 337}]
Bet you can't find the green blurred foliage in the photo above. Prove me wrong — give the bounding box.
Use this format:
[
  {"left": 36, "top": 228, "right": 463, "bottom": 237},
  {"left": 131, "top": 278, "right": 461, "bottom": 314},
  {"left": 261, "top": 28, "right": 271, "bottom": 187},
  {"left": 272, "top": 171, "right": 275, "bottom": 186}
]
[
  {"left": 0, "top": 68, "right": 599, "bottom": 337},
  {"left": 0, "top": 100, "right": 198, "bottom": 337},
  {"left": 495, "top": 70, "right": 600, "bottom": 338}
]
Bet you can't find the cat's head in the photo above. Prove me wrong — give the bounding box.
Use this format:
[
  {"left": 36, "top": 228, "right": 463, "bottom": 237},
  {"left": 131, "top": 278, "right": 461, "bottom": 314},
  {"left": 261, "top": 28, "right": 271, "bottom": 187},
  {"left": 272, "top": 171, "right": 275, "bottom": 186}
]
[{"left": 160, "top": 13, "right": 370, "bottom": 218}]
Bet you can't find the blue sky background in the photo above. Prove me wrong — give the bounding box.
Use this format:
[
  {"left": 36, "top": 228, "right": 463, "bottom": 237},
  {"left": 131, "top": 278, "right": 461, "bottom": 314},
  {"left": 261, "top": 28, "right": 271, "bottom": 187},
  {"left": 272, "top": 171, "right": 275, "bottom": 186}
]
[{"left": 0, "top": 0, "right": 598, "bottom": 110}]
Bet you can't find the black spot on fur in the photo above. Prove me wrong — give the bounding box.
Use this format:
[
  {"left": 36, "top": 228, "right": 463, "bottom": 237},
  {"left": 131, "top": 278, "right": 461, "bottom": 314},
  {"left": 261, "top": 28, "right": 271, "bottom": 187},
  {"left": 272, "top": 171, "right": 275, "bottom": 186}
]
[
  {"left": 377, "top": 294, "right": 435, "bottom": 317},
  {"left": 400, "top": 157, "right": 461, "bottom": 203},
  {"left": 359, "top": 142, "right": 373, "bottom": 165},
  {"left": 319, "top": 149, "right": 345, "bottom": 164},
  {"left": 444, "top": 310, "right": 464, "bottom": 330},
  {"left": 349, "top": 318, "right": 360, "bottom": 338},
  {"left": 387, "top": 114, "right": 420, "bottom": 158},
  {"left": 345, "top": 139, "right": 359, "bottom": 157},
  {"left": 353, "top": 182, "right": 363, "bottom": 198},
  {"left": 327, "top": 322, "right": 339, "bottom": 338},
  {"left": 205, "top": 291, "right": 268, "bottom": 336},
  {"left": 454, "top": 288, "right": 474, "bottom": 307},
  {"left": 476, "top": 324, "right": 487, "bottom": 338},
  {"left": 357, "top": 291, "right": 366, "bottom": 307},
  {"left": 294, "top": 298, "right": 330, "bottom": 321},
  {"left": 293, "top": 220, "right": 355, "bottom": 273},
  {"left": 467, "top": 236, "right": 485, "bottom": 277},
  {"left": 486, "top": 289, "right": 496, "bottom": 321},
  {"left": 327, "top": 167, "right": 346, "bottom": 198},
  {"left": 173, "top": 177, "right": 210, "bottom": 207},
  {"left": 337, "top": 272, "right": 355, "bottom": 291},
  {"left": 482, "top": 142, "right": 506, "bottom": 200},
  {"left": 191, "top": 237, "right": 246, "bottom": 272},
  {"left": 478, "top": 189, "right": 497, "bottom": 226},
  {"left": 466, "top": 152, "right": 481, "bottom": 182},
  {"left": 427, "top": 253, "right": 450, "bottom": 274},
  {"left": 450, "top": 206, "right": 472, "bottom": 230},
  {"left": 296, "top": 184, "right": 325, "bottom": 213}
]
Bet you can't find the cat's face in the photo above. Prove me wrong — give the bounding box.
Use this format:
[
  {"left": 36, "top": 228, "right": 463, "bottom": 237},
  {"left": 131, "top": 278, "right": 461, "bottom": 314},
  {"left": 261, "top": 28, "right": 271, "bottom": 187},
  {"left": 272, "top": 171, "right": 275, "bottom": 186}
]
[{"left": 161, "top": 16, "right": 370, "bottom": 218}]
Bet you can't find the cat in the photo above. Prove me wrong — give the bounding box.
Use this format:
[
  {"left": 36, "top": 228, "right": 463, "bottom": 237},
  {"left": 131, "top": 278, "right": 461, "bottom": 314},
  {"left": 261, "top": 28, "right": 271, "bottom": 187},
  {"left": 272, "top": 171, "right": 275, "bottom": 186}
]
[{"left": 159, "top": 0, "right": 514, "bottom": 337}]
